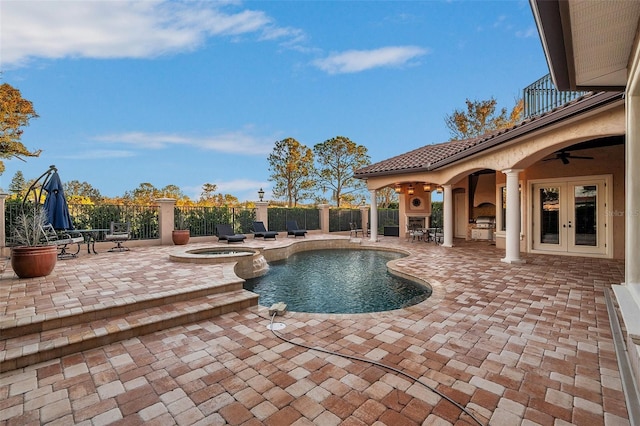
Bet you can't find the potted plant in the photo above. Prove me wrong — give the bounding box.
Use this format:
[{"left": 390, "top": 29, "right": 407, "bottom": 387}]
[
  {"left": 172, "top": 211, "right": 190, "bottom": 245},
  {"left": 10, "top": 206, "right": 58, "bottom": 279}
]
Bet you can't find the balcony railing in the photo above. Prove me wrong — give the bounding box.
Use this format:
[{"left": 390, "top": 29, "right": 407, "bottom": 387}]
[{"left": 523, "top": 74, "right": 589, "bottom": 118}]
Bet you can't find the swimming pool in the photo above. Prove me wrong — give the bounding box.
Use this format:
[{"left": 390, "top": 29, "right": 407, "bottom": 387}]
[{"left": 244, "top": 249, "right": 431, "bottom": 314}]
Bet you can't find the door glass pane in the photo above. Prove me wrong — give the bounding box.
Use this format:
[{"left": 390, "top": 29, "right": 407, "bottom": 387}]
[
  {"left": 574, "top": 185, "right": 597, "bottom": 246},
  {"left": 540, "top": 187, "right": 560, "bottom": 244},
  {"left": 501, "top": 186, "right": 506, "bottom": 231}
]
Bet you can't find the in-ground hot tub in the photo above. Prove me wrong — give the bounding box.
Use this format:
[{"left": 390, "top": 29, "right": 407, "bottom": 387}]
[{"left": 169, "top": 247, "right": 268, "bottom": 279}]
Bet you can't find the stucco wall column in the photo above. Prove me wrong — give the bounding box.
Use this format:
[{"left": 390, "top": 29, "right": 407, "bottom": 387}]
[
  {"left": 501, "top": 169, "right": 525, "bottom": 264},
  {"left": 255, "top": 201, "right": 269, "bottom": 229},
  {"left": 369, "top": 189, "right": 378, "bottom": 242},
  {"left": 360, "top": 205, "right": 369, "bottom": 236},
  {"left": 0, "top": 193, "right": 8, "bottom": 257},
  {"left": 318, "top": 204, "right": 330, "bottom": 234},
  {"left": 155, "top": 198, "right": 176, "bottom": 246},
  {"left": 442, "top": 185, "right": 453, "bottom": 247}
]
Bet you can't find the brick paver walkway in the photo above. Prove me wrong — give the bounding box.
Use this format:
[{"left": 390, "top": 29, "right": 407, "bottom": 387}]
[{"left": 0, "top": 235, "right": 630, "bottom": 425}]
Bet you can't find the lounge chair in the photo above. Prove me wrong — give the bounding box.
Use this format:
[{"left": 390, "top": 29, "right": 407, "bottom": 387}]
[
  {"left": 216, "top": 224, "right": 246, "bottom": 243},
  {"left": 252, "top": 221, "right": 278, "bottom": 239},
  {"left": 105, "top": 222, "right": 130, "bottom": 252},
  {"left": 286, "top": 220, "right": 307, "bottom": 238}
]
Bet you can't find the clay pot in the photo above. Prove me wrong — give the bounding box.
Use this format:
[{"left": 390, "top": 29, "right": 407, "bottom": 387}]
[
  {"left": 11, "top": 245, "right": 58, "bottom": 279},
  {"left": 172, "top": 230, "right": 190, "bottom": 245}
]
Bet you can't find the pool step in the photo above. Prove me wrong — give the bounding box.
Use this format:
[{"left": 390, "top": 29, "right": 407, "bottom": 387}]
[{"left": 0, "top": 289, "right": 258, "bottom": 373}]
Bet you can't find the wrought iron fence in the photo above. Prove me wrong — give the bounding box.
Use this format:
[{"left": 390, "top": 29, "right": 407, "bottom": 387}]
[
  {"left": 329, "top": 209, "right": 361, "bottom": 232},
  {"left": 523, "top": 74, "right": 588, "bottom": 118},
  {"left": 4, "top": 200, "right": 408, "bottom": 245},
  {"left": 175, "top": 206, "right": 256, "bottom": 236},
  {"left": 267, "top": 208, "right": 320, "bottom": 232}
]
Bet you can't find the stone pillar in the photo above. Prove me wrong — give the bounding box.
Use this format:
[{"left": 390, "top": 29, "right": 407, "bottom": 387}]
[
  {"left": 156, "top": 198, "right": 176, "bottom": 246},
  {"left": 359, "top": 205, "right": 369, "bottom": 236},
  {"left": 442, "top": 185, "right": 454, "bottom": 247},
  {"left": 369, "top": 189, "right": 378, "bottom": 242},
  {"left": 255, "top": 201, "right": 269, "bottom": 228},
  {"left": 0, "top": 193, "right": 8, "bottom": 256},
  {"left": 318, "top": 204, "right": 330, "bottom": 234},
  {"left": 501, "top": 169, "right": 525, "bottom": 264}
]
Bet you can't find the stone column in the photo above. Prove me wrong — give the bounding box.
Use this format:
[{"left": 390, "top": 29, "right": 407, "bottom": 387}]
[
  {"left": 442, "top": 185, "right": 453, "bottom": 247},
  {"left": 500, "top": 169, "right": 524, "bottom": 264},
  {"left": 369, "top": 189, "right": 378, "bottom": 242},
  {"left": 318, "top": 204, "right": 330, "bottom": 234},
  {"left": 155, "top": 198, "right": 176, "bottom": 246},
  {"left": 359, "top": 204, "right": 369, "bottom": 237},
  {"left": 0, "top": 193, "right": 8, "bottom": 256},
  {"left": 255, "top": 201, "right": 269, "bottom": 228}
]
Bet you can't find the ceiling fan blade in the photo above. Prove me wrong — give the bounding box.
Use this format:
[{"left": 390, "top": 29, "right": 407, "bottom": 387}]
[
  {"left": 567, "top": 155, "right": 594, "bottom": 160},
  {"left": 561, "top": 156, "right": 570, "bottom": 165}
]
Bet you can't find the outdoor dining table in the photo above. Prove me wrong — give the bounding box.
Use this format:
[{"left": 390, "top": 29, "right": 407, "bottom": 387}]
[{"left": 74, "top": 229, "right": 109, "bottom": 254}]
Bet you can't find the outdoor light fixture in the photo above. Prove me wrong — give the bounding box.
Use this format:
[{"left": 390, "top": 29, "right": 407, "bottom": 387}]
[
  {"left": 394, "top": 184, "right": 402, "bottom": 193},
  {"left": 407, "top": 184, "right": 415, "bottom": 196},
  {"left": 436, "top": 185, "right": 443, "bottom": 193},
  {"left": 258, "top": 188, "right": 265, "bottom": 201},
  {"left": 423, "top": 183, "right": 432, "bottom": 192}
]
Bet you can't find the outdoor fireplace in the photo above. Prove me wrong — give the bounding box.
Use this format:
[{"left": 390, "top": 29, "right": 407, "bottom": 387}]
[{"left": 408, "top": 216, "right": 426, "bottom": 230}]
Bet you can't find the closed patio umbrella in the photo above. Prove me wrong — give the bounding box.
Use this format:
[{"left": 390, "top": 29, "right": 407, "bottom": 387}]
[{"left": 43, "top": 170, "right": 74, "bottom": 230}]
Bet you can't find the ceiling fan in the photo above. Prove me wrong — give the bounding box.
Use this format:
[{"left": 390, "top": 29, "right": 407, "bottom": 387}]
[{"left": 543, "top": 150, "right": 594, "bottom": 165}]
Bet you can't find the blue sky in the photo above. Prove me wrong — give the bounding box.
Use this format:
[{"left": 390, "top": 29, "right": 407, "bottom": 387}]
[{"left": 1, "top": 0, "right": 548, "bottom": 202}]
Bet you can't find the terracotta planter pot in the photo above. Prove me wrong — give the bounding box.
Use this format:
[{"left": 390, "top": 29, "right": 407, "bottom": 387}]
[
  {"left": 11, "top": 245, "right": 58, "bottom": 279},
  {"left": 172, "top": 230, "right": 190, "bottom": 245}
]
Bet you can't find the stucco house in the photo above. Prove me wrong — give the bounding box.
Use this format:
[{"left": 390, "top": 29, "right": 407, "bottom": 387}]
[{"left": 356, "top": 0, "right": 640, "bottom": 398}]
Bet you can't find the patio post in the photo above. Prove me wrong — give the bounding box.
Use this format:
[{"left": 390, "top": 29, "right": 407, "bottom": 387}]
[
  {"left": 156, "top": 198, "right": 176, "bottom": 246},
  {"left": 442, "top": 185, "right": 453, "bottom": 247},
  {"left": 255, "top": 201, "right": 269, "bottom": 229},
  {"left": 501, "top": 169, "right": 525, "bottom": 264},
  {"left": 318, "top": 204, "right": 330, "bottom": 234},
  {"left": 0, "top": 193, "right": 7, "bottom": 257},
  {"left": 359, "top": 204, "right": 369, "bottom": 237},
  {"left": 369, "top": 189, "right": 378, "bottom": 242}
]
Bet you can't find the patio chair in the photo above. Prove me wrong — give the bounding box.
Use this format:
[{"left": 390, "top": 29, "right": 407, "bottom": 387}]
[
  {"left": 286, "top": 221, "right": 307, "bottom": 238},
  {"left": 349, "top": 222, "right": 363, "bottom": 237},
  {"left": 41, "top": 224, "right": 84, "bottom": 258},
  {"left": 105, "top": 222, "right": 130, "bottom": 252},
  {"left": 216, "top": 224, "right": 246, "bottom": 243},
  {"left": 252, "top": 221, "right": 278, "bottom": 239}
]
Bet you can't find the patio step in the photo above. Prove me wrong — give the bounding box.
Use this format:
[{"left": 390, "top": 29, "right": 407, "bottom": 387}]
[{"left": 0, "top": 289, "right": 258, "bottom": 373}]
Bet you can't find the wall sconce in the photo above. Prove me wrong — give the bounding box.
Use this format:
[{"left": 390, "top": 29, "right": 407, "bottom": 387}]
[
  {"left": 423, "top": 183, "right": 432, "bottom": 192},
  {"left": 436, "top": 185, "right": 443, "bottom": 193},
  {"left": 258, "top": 188, "right": 265, "bottom": 201},
  {"left": 407, "top": 184, "right": 415, "bottom": 196},
  {"left": 394, "top": 184, "right": 402, "bottom": 193}
]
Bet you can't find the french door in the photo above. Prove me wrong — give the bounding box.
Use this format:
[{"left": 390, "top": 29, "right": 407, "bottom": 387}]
[{"left": 532, "top": 177, "right": 608, "bottom": 255}]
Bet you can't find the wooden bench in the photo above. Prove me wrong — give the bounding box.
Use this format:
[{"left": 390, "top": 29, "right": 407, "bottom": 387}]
[{"left": 41, "top": 224, "right": 84, "bottom": 259}]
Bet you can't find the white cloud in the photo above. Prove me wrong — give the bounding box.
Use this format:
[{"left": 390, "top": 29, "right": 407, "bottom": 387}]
[
  {"left": 0, "top": 1, "right": 303, "bottom": 67},
  {"left": 515, "top": 27, "right": 537, "bottom": 38},
  {"left": 313, "top": 46, "right": 429, "bottom": 75},
  {"left": 58, "top": 149, "right": 136, "bottom": 160},
  {"left": 93, "top": 130, "right": 274, "bottom": 155}
]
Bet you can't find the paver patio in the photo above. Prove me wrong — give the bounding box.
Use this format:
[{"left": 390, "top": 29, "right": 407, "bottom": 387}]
[{"left": 0, "top": 234, "right": 630, "bottom": 425}]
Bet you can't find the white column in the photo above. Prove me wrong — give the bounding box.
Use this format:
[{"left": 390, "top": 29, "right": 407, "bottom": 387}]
[
  {"left": 501, "top": 169, "right": 525, "bottom": 264},
  {"left": 442, "top": 185, "right": 453, "bottom": 247},
  {"left": 369, "top": 189, "right": 378, "bottom": 242},
  {"left": 625, "top": 91, "right": 640, "bottom": 300}
]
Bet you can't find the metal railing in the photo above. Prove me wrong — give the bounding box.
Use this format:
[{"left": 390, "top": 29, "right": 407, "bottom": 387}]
[
  {"left": 4, "top": 200, "right": 409, "bottom": 244},
  {"left": 175, "top": 206, "right": 256, "bottom": 236},
  {"left": 523, "top": 74, "right": 589, "bottom": 118}
]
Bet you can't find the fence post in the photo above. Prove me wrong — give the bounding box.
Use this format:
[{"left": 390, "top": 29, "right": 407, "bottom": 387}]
[
  {"left": 255, "top": 201, "right": 269, "bottom": 229},
  {"left": 0, "top": 193, "right": 7, "bottom": 257},
  {"left": 156, "top": 198, "right": 176, "bottom": 246},
  {"left": 318, "top": 204, "right": 330, "bottom": 234}
]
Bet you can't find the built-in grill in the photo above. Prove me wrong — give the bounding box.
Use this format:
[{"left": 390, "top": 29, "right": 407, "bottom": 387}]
[
  {"left": 471, "top": 216, "right": 496, "bottom": 240},
  {"left": 474, "top": 216, "right": 496, "bottom": 229}
]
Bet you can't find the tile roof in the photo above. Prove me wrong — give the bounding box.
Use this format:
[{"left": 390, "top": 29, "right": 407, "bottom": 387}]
[{"left": 354, "top": 91, "right": 623, "bottom": 178}]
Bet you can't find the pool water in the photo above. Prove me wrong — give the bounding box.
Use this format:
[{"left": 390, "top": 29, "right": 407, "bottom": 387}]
[{"left": 244, "top": 249, "right": 431, "bottom": 314}]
